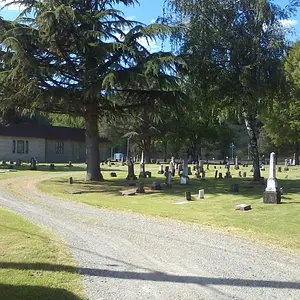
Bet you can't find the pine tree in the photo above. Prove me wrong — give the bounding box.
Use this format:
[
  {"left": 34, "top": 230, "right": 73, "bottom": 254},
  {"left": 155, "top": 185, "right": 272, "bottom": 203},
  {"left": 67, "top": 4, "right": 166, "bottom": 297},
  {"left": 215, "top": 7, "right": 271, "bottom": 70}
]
[{"left": 0, "top": 0, "right": 183, "bottom": 180}]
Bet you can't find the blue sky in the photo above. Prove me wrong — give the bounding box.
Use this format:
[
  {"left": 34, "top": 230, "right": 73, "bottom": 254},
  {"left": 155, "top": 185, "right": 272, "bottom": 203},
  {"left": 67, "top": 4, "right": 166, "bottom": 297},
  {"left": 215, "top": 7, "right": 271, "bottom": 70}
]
[{"left": 1, "top": 0, "right": 299, "bottom": 43}]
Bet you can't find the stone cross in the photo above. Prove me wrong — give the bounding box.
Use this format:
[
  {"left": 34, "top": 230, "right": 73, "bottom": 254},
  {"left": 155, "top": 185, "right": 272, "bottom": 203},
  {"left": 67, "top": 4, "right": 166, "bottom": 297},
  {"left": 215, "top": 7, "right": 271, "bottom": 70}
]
[{"left": 265, "top": 152, "right": 278, "bottom": 192}]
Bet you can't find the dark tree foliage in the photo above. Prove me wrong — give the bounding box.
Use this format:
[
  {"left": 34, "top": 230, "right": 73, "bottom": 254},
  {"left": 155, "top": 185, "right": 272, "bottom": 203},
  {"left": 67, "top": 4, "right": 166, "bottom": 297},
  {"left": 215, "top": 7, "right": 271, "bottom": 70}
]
[{"left": 0, "top": 0, "right": 184, "bottom": 180}]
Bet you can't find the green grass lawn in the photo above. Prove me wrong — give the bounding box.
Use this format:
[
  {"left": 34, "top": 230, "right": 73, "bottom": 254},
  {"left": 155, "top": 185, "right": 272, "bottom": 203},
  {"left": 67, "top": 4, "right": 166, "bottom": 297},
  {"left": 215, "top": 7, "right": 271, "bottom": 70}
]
[
  {"left": 0, "top": 208, "right": 85, "bottom": 300},
  {"left": 37, "top": 163, "right": 300, "bottom": 252}
]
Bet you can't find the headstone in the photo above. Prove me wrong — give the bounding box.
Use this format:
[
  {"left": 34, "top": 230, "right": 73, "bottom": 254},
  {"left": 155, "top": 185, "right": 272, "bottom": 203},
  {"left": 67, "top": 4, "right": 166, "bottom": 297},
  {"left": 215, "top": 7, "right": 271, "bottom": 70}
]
[
  {"left": 198, "top": 189, "right": 204, "bottom": 199},
  {"left": 218, "top": 172, "right": 223, "bottom": 179},
  {"left": 170, "top": 157, "right": 176, "bottom": 176},
  {"left": 182, "top": 153, "right": 189, "bottom": 177},
  {"left": 122, "top": 190, "right": 136, "bottom": 196},
  {"left": 68, "top": 161, "right": 73, "bottom": 167},
  {"left": 263, "top": 152, "right": 281, "bottom": 204},
  {"left": 166, "top": 171, "right": 172, "bottom": 187},
  {"left": 136, "top": 182, "right": 145, "bottom": 193},
  {"left": 206, "top": 164, "right": 209, "bottom": 170},
  {"left": 284, "top": 159, "right": 289, "bottom": 171},
  {"left": 180, "top": 176, "right": 189, "bottom": 185},
  {"left": 261, "top": 164, "right": 265, "bottom": 171},
  {"left": 30, "top": 158, "right": 37, "bottom": 170},
  {"left": 201, "top": 170, "right": 206, "bottom": 180},
  {"left": 164, "top": 166, "right": 169, "bottom": 177},
  {"left": 145, "top": 171, "right": 152, "bottom": 178},
  {"left": 277, "top": 166, "right": 282, "bottom": 172},
  {"left": 235, "top": 156, "right": 239, "bottom": 170},
  {"left": 231, "top": 184, "right": 239, "bottom": 193},
  {"left": 110, "top": 172, "right": 117, "bottom": 177},
  {"left": 151, "top": 181, "right": 162, "bottom": 190},
  {"left": 185, "top": 191, "right": 192, "bottom": 201},
  {"left": 214, "top": 170, "right": 218, "bottom": 179},
  {"left": 238, "top": 171, "right": 242, "bottom": 177},
  {"left": 50, "top": 163, "right": 55, "bottom": 170},
  {"left": 188, "top": 166, "right": 192, "bottom": 175},
  {"left": 126, "top": 158, "right": 137, "bottom": 180},
  {"left": 199, "top": 160, "right": 204, "bottom": 172},
  {"left": 243, "top": 172, "right": 247, "bottom": 177},
  {"left": 2, "top": 160, "right": 6, "bottom": 165},
  {"left": 235, "top": 204, "right": 251, "bottom": 211},
  {"left": 139, "top": 151, "right": 146, "bottom": 178},
  {"left": 214, "top": 166, "right": 216, "bottom": 169},
  {"left": 69, "top": 177, "right": 73, "bottom": 184},
  {"left": 292, "top": 153, "right": 296, "bottom": 166},
  {"left": 158, "top": 165, "right": 164, "bottom": 174},
  {"left": 16, "top": 159, "right": 21, "bottom": 167}
]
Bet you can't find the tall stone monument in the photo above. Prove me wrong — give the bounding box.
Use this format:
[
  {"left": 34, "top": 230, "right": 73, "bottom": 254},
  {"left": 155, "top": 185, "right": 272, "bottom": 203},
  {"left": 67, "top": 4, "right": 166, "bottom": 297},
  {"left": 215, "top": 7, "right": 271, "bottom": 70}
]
[
  {"left": 139, "top": 151, "right": 146, "bottom": 178},
  {"left": 263, "top": 152, "right": 281, "bottom": 204}
]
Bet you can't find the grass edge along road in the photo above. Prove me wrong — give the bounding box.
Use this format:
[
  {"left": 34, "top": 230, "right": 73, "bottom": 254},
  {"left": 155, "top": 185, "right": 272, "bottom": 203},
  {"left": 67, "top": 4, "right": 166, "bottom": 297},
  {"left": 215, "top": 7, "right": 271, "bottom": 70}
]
[
  {"left": 0, "top": 208, "right": 85, "bottom": 300},
  {"left": 37, "top": 164, "right": 300, "bottom": 254}
]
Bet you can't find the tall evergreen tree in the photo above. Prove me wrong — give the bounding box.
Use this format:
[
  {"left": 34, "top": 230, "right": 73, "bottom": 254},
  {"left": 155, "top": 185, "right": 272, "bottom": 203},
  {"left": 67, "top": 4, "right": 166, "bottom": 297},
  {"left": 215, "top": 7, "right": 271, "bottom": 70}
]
[{"left": 0, "top": 0, "right": 183, "bottom": 180}]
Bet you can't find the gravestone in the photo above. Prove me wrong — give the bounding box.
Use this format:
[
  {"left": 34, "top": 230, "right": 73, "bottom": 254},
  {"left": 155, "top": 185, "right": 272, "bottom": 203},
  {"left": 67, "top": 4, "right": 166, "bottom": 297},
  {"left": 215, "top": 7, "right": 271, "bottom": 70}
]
[
  {"left": 170, "top": 157, "right": 176, "bottom": 176},
  {"left": 50, "top": 163, "right": 55, "bottom": 170},
  {"left": 164, "top": 166, "right": 169, "bottom": 177},
  {"left": 30, "top": 158, "right": 37, "bottom": 170},
  {"left": 126, "top": 158, "right": 137, "bottom": 180},
  {"left": 292, "top": 153, "right": 296, "bottom": 166},
  {"left": 243, "top": 172, "right": 247, "bottom": 177},
  {"left": 166, "top": 171, "right": 172, "bottom": 187},
  {"left": 188, "top": 167, "right": 192, "bottom": 175},
  {"left": 198, "top": 189, "right": 204, "bottom": 199},
  {"left": 180, "top": 153, "right": 189, "bottom": 184},
  {"left": 206, "top": 164, "right": 209, "bottom": 170},
  {"left": 110, "top": 172, "right": 117, "bottom": 177},
  {"left": 284, "top": 159, "right": 289, "bottom": 171},
  {"left": 139, "top": 151, "right": 146, "bottom": 178},
  {"left": 16, "top": 159, "right": 21, "bottom": 167},
  {"left": 235, "top": 204, "right": 251, "bottom": 211},
  {"left": 218, "top": 172, "right": 223, "bottom": 179},
  {"left": 214, "top": 166, "right": 216, "bottom": 169},
  {"left": 136, "top": 182, "right": 145, "bottom": 193},
  {"left": 214, "top": 170, "right": 218, "bottom": 179},
  {"left": 69, "top": 177, "right": 73, "bottom": 184},
  {"left": 201, "top": 170, "right": 206, "bottom": 180},
  {"left": 277, "top": 166, "right": 282, "bottom": 173},
  {"left": 185, "top": 191, "right": 192, "bottom": 201},
  {"left": 231, "top": 184, "right": 239, "bottom": 193},
  {"left": 145, "top": 171, "right": 152, "bottom": 178},
  {"left": 235, "top": 156, "right": 239, "bottom": 170},
  {"left": 68, "top": 161, "right": 73, "bottom": 167},
  {"left": 238, "top": 171, "right": 242, "bottom": 177},
  {"left": 151, "top": 181, "right": 162, "bottom": 190},
  {"left": 263, "top": 152, "right": 281, "bottom": 204},
  {"left": 158, "top": 165, "right": 164, "bottom": 174}
]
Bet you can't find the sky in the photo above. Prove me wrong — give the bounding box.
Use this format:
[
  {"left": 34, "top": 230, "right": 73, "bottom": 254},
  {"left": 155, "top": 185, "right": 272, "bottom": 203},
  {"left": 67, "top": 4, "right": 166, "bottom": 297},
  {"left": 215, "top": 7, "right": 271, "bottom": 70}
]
[{"left": 0, "top": 0, "right": 299, "bottom": 49}]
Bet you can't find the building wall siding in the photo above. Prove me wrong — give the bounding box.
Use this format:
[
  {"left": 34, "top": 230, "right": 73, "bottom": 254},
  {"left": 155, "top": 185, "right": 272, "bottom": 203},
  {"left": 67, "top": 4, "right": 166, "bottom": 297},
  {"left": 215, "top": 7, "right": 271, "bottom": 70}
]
[{"left": 0, "top": 136, "right": 46, "bottom": 162}]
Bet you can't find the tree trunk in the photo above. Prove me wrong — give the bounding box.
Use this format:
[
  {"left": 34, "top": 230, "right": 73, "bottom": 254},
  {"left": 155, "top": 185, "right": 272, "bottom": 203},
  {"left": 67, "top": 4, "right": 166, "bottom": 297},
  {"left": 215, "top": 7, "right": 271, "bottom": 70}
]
[
  {"left": 295, "top": 144, "right": 299, "bottom": 165},
  {"left": 85, "top": 104, "right": 103, "bottom": 181},
  {"left": 244, "top": 114, "right": 261, "bottom": 181}
]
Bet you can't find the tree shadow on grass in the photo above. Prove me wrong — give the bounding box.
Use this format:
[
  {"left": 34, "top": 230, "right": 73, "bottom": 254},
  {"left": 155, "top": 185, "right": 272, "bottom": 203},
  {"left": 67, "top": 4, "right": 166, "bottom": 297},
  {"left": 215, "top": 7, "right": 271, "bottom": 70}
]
[
  {"left": 1, "top": 262, "right": 300, "bottom": 290},
  {"left": 0, "top": 283, "right": 82, "bottom": 300}
]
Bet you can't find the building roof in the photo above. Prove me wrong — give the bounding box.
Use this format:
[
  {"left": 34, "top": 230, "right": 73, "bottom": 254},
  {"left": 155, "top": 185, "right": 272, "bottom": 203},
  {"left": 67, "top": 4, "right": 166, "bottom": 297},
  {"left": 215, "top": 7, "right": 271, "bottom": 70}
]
[{"left": 0, "top": 122, "right": 107, "bottom": 142}]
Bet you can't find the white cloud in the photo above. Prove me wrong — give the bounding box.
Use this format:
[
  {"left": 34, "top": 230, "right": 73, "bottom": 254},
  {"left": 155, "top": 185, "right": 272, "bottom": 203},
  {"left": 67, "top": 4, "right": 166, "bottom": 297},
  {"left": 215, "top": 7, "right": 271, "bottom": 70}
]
[
  {"left": 0, "top": 0, "right": 26, "bottom": 10},
  {"left": 279, "top": 19, "right": 298, "bottom": 28}
]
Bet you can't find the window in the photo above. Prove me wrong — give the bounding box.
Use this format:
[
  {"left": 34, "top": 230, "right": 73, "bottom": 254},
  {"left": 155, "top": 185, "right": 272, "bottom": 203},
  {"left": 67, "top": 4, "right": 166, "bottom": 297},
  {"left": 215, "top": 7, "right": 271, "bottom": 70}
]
[
  {"left": 12, "top": 140, "right": 16, "bottom": 153},
  {"left": 17, "top": 140, "right": 24, "bottom": 153},
  {"left": 55, "top": 141, "right": 64, "bottom": 154},
  {"left": 25, "top": 141, "right": 29, "bottom": 154}
]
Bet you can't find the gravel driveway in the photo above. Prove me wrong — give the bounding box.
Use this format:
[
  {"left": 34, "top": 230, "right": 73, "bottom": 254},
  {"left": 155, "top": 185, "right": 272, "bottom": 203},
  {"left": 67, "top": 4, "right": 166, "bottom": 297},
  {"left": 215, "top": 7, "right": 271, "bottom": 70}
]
[{"left": 1, "top": 174, "right": 300, "bottom": 300}]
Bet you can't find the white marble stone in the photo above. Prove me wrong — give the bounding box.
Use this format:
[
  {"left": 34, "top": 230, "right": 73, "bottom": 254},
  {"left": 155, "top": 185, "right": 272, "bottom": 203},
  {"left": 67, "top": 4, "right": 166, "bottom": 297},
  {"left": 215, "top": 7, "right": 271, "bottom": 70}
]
[{"left": 265, "top": 152, "right": 278, "bottom": 192}]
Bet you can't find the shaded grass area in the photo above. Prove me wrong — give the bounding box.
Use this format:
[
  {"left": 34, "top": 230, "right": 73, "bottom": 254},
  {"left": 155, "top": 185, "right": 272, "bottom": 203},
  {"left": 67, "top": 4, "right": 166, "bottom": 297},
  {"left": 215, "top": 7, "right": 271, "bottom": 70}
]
[
  {"left": 38, "top": 164, "right": 300, "bottom": 251},
  {"left": 0, "top": 208, "right": 85, "bottom": 300}
]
